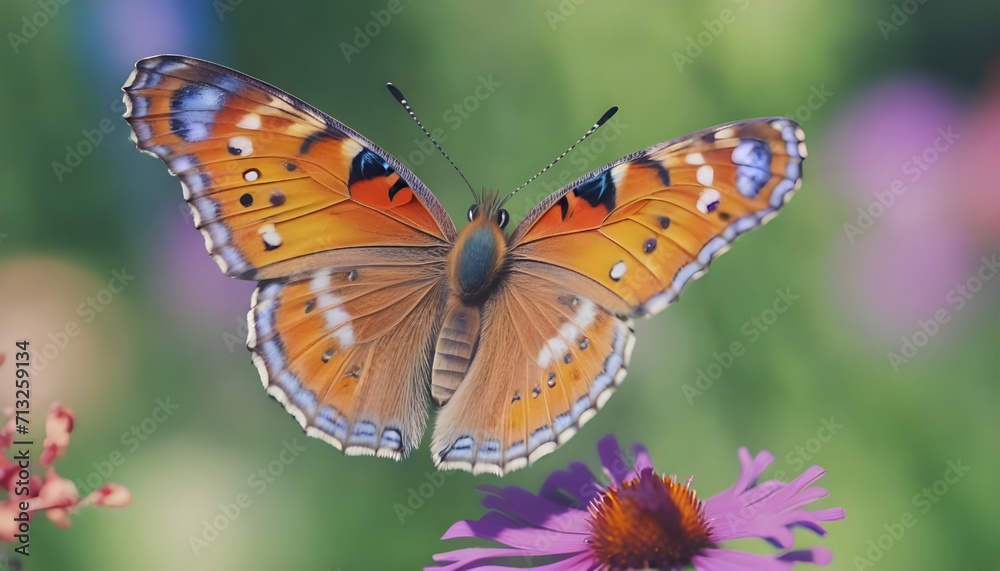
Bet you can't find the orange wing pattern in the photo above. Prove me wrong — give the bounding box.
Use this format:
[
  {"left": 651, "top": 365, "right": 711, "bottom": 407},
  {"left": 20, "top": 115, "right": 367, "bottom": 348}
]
[
  {"left": 509, "top": 118, "right": 805, "bottom": 315},
  {"left": 249, "top": 256, "right": 447, "bottom": 459},
  {"left": 122, "top": 55, "right": 456, "bottom": 280},
  {"left": 432, "top": 270, "right": 634, "bottom": 475}
]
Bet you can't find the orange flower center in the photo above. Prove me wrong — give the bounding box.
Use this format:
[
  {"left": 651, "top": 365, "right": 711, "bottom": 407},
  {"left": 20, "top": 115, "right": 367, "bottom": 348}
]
[{"left": 586, "top": 469, "right": 715, "bottom": 569}]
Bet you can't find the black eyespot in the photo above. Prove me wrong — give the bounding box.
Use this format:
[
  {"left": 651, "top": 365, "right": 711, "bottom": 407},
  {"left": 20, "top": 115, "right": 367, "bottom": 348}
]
[
  {"left": 467, "top": 204, "right": 480, "bottom": 222},
  {"left": 497, "top": 209, "right": 509, "bottom": 229}
]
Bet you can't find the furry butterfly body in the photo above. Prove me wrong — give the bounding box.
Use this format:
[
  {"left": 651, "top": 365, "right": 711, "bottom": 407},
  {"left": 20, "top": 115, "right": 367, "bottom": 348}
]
[{"left": 122, "top": 55, "right": 805, "bottom": 475}]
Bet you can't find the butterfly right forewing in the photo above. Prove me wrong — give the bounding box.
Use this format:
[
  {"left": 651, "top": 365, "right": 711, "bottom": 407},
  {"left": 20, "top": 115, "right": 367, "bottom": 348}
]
[{"left": 509, "top": 118, "right": 806, "bottom": 315}]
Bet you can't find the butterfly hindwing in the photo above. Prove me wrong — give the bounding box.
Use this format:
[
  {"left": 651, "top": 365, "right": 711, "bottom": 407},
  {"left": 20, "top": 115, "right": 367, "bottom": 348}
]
[
  {"left": 122, "top": 55, "right": 456, "bottom": 280},
  {"left": 509, "top": 117, "right": 806, "bottom": 314},
  {"left": 432, "top": 270, "right": 635, "bottom": 475},
  {"left": 249, "top": 256, "right": 448, "bottom": 458}
]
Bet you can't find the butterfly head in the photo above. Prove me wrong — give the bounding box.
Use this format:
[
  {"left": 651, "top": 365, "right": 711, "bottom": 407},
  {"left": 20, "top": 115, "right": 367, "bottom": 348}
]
[
  {"left": 451, "top": 191, "right": 509, "bottom": 303},
  {"left": 466, "top": 198, "right": 509, "bottom": 230}
]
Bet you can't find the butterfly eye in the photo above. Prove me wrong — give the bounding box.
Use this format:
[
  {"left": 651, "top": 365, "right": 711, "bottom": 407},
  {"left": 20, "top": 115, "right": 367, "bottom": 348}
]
[
  {"left": 497, "top": 209, "right": 509, "bottom": 229},
  {"left": 467, "top": 204, "right": 480, "bottom": 222}
]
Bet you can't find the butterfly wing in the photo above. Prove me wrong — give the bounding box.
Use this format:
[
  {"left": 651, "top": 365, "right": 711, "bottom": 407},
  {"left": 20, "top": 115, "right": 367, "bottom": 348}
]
[
  {"left": 432, "top": 270, "right": 634, "bottom": 475},
  {"left": 122, "top": 55, "right": 456, "bottom": 458},
  {"left": 509, "top": 117, "right": 805, "bottom": 314},
  {"left": 433, "top": 118, "right": 805, "bottom": 474},
  {"left": 123, "top": 55, "right": 456, "bottom": 280},
  {"left": 250, "top": 262, "right": 447, "bottom": 459}
]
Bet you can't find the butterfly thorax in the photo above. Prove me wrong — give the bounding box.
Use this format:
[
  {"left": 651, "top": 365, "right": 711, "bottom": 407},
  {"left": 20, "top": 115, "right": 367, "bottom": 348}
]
[{"left": 449, "top": 199, "right": 509, "bottom": 305}]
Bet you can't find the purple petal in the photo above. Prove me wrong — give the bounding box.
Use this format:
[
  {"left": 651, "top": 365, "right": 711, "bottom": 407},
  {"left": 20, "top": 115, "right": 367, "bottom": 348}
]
[
  {"left": 478, "top": 486, "right": 591, "bottom": 534},
  {"left": 473, "top": 551, "right": 600, "bottom": 571},
  {"left": 632, "top": 442, "right": 654, "bottom": 472},
  {"left": 597, "top": 435, "right": 632, "bottom": 486},
  {"left": 777, "top": 546, "right": 833, "bottom": 566},
  {"left": 429, "top": 545, "right": 587, "bottom": 570},
  {"left": 539, "top": 461, "right": 603, "bottom": 507},
  {"left": 704, "top": 455, "right": 845, "bottom": 547},
  {"left": 692, "top": 546, "right": 832, "bottom": 571},
  {"left": 444, "top": 512, "right": 587, "bottom": 552}
]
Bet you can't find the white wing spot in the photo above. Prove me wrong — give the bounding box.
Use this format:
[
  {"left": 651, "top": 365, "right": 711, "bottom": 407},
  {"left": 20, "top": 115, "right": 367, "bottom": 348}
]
[
  {"left": 685, "top": 152, "right": 705, "bottom": 165},
  {"left": 324, "top": 306, "right": 350, "bottom": 331},
  {"left": 610, "top": 164, "right": 628, "bottom": 188},
  {"left": 341, "top": 138, "right": 363, "bottom": 159},
  {"left": 334, "top": 325, "right": 354, "bottom": 350},
  {"left": 258, "top": 223, "right": 282, "bottom": 248},
  {"left": 696, "top": 165, "right": 714, "bottom": 186},
  {"left": 536, "top": 299, "right": 597, "bottom": 367},
  {"left": 697, "top": 188, "right": 721, "bottom": 214},
  {"left": 237, "top": 113, "right": 262, "bottom": 130},
  {"left": 310, "top": 271, "right": 331, "bottom": 292},
  {"left": 610, "top": 261, "right": 627, "bottom": 281},
  {"left": 715, "top": 127, "right": 736, "bottom": 139},
  {"left": 228, "top": 136, "right": 254, "bottom": 156}
]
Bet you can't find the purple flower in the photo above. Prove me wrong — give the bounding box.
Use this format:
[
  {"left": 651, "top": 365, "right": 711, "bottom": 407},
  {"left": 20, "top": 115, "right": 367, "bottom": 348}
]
[
  {"left": 822, "top": 75, "right": 998, "bottom": 343},
  {"left": 430, "top": 436, "right": 844, "bottom": 570}
]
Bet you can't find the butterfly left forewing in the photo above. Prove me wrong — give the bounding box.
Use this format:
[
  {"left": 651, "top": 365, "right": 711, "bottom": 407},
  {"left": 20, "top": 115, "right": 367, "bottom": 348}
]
[
  {"left": 509, "top": 117, "right": 805, "bottom": 314},
  {"left": 123, "top": 55, "right": 456, "bottom": 280}
]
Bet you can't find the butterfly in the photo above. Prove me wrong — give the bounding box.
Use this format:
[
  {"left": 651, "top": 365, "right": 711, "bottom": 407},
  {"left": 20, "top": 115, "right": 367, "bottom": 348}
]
[{"left": 122, "top": 55, "right": 805, "bottom": 476}]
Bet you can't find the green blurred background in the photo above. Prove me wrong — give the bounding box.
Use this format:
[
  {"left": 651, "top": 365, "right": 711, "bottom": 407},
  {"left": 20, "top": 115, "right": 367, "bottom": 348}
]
[{"left": 1, "top": 1, "right": 997, "bottom": 569}]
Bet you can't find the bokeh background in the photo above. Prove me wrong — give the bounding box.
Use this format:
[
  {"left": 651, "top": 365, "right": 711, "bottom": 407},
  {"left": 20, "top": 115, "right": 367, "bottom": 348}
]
[{"left": 1, "top": 1, "right": 998, "bottom": 569}]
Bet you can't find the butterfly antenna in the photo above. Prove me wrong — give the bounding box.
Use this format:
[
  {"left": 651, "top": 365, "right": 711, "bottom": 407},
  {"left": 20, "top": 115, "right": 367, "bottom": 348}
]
[
  {"left": 498, "top": 106, "right": 618, "bottom": 210},
  {"left": 387, "top": 83, "right": 478, "bottom": 203}
]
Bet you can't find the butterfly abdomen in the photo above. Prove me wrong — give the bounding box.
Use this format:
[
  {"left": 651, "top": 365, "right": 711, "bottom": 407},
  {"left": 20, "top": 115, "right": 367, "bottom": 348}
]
[{"left": 450, "top": 216, "right": 507, "bottom": 304}]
